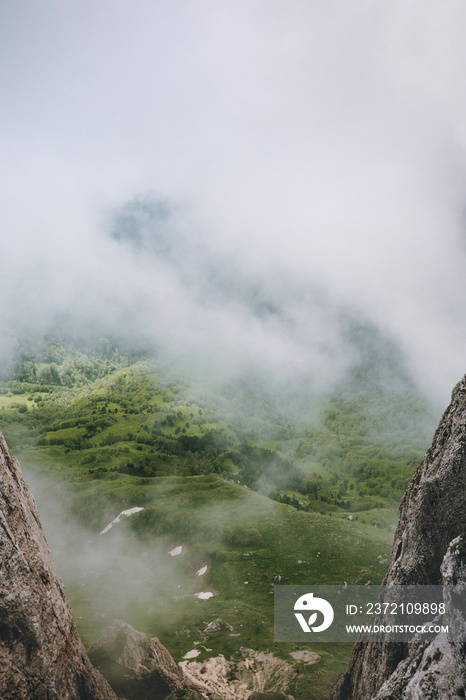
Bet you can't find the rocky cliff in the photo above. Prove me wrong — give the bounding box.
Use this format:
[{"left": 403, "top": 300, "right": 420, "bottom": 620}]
[
  {"left": 0, "top": 430, "right": 118, "bottom": 699},
  {"left": 89, "top": 620, "right": 207, "bottom": 700},
  {"left": 331, "top": 375, "right": 466, "bottom": 699}
]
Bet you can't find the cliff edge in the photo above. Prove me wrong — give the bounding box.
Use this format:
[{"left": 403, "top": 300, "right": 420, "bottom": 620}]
[
  {"left": 0, "top": 430, "right": 119, "bottom": 699},
  {"left": 331, "top": 375, "right": 466, "bottom": 699}
]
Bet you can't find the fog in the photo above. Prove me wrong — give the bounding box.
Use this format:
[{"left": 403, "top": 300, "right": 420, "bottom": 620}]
[
  {"left": 2, "top": 1, "right": 466, "bottom": 403},
  {"left": 22, "top": 465, "right": 210, "bottom": 641},
  {"left": 5, "top": 4, "right": 466, "bottom": 664},
  {"left": 22, "top": 460, "right": 284, "bottom": 645}
]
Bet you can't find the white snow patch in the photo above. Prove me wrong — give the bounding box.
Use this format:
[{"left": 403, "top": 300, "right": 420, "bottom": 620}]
[
  {"left": 169, "top": 545, "right": 183, "bottom": 557},
  {"left": 194, "top": 592, "right": 214, "bottom": 600},
  {"left": 183, "top": 649, "right": 200, "bottom": 659},
  {"left": 100, "top": 507, "right": 144, "bottom": 535},
  {"left": 196, "top": 565, "right": 208, "bottom": 576}
]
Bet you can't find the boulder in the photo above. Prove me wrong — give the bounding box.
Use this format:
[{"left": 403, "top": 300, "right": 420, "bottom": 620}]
[
  {"left": 89, "top": 619, "right": 202, "bottom": 700},
  {"left": 202, "top": 618, "right": 234, "bottom": 638}
]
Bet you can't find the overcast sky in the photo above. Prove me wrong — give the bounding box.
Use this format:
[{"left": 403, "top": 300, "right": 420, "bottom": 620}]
[{"left": 1, "top": 1, "right": 466, "bottom": 402}]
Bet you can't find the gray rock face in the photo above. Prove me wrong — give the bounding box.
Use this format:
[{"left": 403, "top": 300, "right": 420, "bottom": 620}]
[
  {"left": 89, "top": 620, "right": 201, "bottom": 700},
  {"left": 0, "top": 431, "right": 118, "bottom": 699},
  {"left": 371, "top": 537, "right": 466, "bottom": 699},
  {"left": 331, "top": 376, "right": 466, "bottom": 700}
]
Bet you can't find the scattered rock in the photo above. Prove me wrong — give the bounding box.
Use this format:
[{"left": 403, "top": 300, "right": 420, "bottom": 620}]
[
  {"left": 289, "top": 651, "right": 320, "bottom": 664},
  {"left": 248, "top": 693, "right": 295, "bottom": 700},
  {"left": 181, "top": 647, "right": 299, "bottom": 700}
]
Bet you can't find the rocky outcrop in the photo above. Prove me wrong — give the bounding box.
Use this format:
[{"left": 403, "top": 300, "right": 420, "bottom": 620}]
[
  {"left": 202, "top": 618, "right": 234, "bottom": 639},
  {"left": 331, "top": 375, "right": 466, "bottom": 700},
  {"left": 370, "top": 536, "right": 466, "bottom": 699},
  {"left": 180, "top": 647, "right": 305, "bottom": 700},
  {"left": 0, "top": 430, "right": 118, "bottom": 699},
  {"left": 248, "top": 693, "right": 295, "bottom": 700},
  {"left": 89, "top": 620, "right": 207, "bottom": 700}
]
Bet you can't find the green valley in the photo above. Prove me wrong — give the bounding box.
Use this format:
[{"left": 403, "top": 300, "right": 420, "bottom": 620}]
[{"left": 0, "top": 334, "right": 438, "bottom": 699}]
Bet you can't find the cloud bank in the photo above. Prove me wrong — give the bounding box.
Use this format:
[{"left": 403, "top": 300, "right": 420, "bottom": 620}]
[{"left": 1, "top": 1, "right": 466, "bottom": 401}]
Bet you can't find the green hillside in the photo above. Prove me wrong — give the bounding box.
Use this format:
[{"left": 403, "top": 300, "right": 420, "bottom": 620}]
[{"left": 0, "top": 335, "right": 437, "bottom": 699}]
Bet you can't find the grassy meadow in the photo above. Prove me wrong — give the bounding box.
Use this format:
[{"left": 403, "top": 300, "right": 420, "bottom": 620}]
[{"left": 0, "top": 336, "right": 437, "bottom": 699}]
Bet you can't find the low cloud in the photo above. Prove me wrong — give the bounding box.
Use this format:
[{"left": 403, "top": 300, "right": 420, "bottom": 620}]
[{"left": 1, "top": 1, "right": 466, "bottom": 403}]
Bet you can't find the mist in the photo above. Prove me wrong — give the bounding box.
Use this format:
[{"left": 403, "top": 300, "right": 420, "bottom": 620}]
[
  {"left": 22, "top": 463, "right": 215, "bottom": 641},
  {"left": 2, "top": 1, "right": 466, "bottom": 405},
  {"left": 21, "top": 459, "right": 288, "bottom": 645}
]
